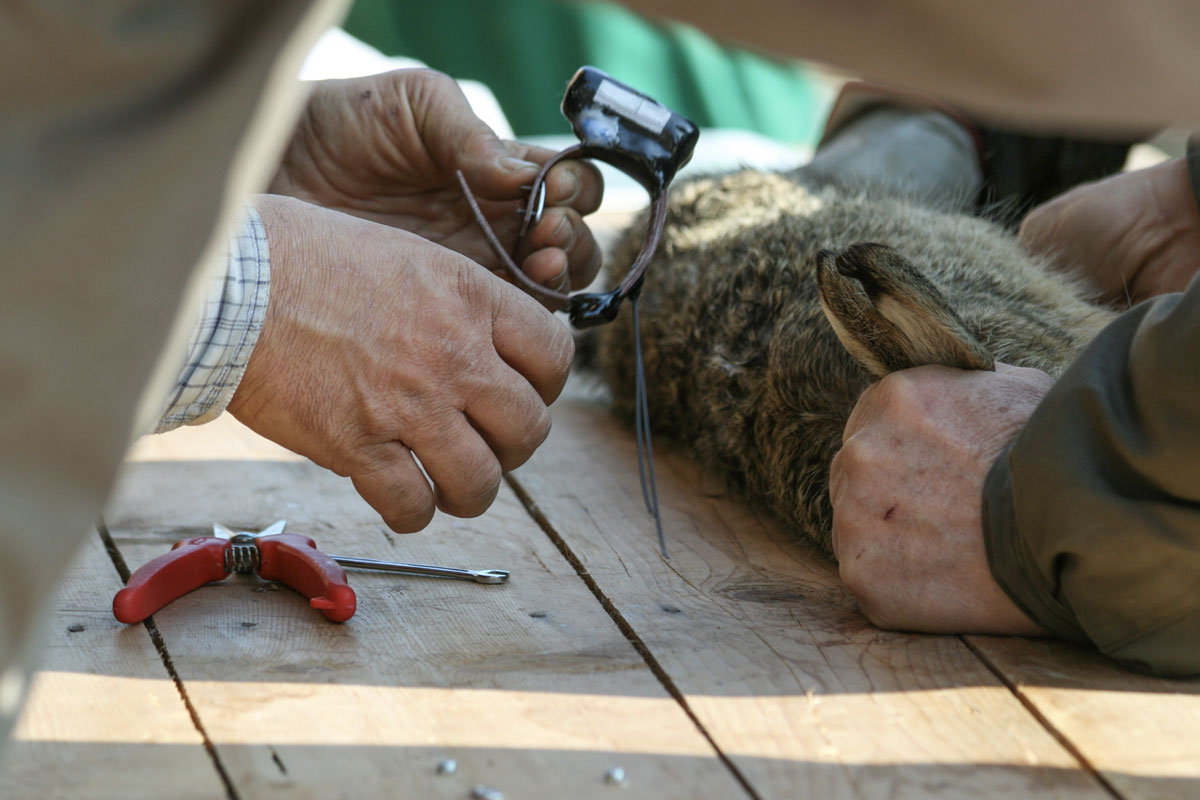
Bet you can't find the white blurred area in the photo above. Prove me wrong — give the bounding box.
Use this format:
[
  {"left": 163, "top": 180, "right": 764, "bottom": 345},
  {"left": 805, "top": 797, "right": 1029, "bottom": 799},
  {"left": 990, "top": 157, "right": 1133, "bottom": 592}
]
[
  {"left": 298, "top": 27, "right": 515, "bottom": 139},
  {"left": 298, "top": 28, "right": 815, "bottom": 215}
]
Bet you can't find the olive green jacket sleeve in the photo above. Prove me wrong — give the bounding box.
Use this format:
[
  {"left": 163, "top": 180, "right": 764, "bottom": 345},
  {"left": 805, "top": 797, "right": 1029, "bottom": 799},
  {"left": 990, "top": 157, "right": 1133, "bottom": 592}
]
[{"left": 983, "top": 283, "right": 1200, "bottom": 677}]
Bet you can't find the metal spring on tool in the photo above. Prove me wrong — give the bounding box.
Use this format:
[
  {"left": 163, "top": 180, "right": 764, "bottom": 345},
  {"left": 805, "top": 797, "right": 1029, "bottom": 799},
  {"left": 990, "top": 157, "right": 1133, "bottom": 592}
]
[{"left": 225, "top": 543, "right": 260, "bottom": 574}]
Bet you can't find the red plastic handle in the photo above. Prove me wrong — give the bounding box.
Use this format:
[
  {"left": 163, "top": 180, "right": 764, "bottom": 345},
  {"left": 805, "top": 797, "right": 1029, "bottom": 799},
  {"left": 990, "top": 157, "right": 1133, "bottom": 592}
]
[
  {"left": 112, "top": 537, "right": 230, "bottom": 624},
  {"left": 256, "top": 533, "right": 356, "bottom": 622}
]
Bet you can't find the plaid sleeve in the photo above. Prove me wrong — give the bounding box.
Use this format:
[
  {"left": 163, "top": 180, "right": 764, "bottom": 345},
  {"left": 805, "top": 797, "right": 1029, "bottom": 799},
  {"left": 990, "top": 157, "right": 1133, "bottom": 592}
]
[{"left": 153, "top": 206, "right": 270, "bottom": 432}]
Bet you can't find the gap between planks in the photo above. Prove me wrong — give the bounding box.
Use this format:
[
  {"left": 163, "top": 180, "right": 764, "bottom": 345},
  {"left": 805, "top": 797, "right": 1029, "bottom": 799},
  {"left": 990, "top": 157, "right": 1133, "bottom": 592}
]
[
  {"left": 505, "top": 466, "right": 1123, "bottom": 800},
  {"left": 503, "top": 473, "right": 764, "bottom": 800},
  {"left": 103, "top": 418, "right": 754, "bottom": 800},
  {"left": 96, "top": 518, "right": 241, "bottom": 800},
  {"left": 960, "top": 637, "right": 1122, "bottom": 800},
  {"left": 509, "top": 384, "right": 1134, "bottom": 800}
]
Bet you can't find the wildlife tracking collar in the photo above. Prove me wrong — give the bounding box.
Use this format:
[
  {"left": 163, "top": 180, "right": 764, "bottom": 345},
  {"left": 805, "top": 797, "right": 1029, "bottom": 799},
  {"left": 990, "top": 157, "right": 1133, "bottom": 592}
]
[
  {"left": 459, "top": 67, "right": 698, "bottom": 559},
  {"left": 457, "top": 66, "right": 699, "bottom": 328}
]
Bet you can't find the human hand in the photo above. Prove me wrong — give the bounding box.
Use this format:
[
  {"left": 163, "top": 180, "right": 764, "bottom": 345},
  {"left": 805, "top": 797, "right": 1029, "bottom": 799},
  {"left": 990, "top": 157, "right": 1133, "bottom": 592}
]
[
  {"left": 270, "top": 69, "right": 604, "bottom": 291},
  {"left": 229, "top": 195, "right": 573, "bottom": 532},
  {"left": 1018, "top": 157, "right": 1200, "bottom": 306},
  {"left": 829, "top": 363, "right": 1053, "bottom": 635}
]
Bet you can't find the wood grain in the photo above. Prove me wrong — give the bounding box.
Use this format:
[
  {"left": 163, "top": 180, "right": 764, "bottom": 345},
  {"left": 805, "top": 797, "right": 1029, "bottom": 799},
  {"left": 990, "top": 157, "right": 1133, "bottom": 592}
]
[
  {"left": 507, "top": 381, "right": 1112, "bottom": 799},
  {"left": 101, "top": 416, "right": 748, "bottom": 799},
  {"left": 0, "top": 533, "right": 225, "bottom": 799},
  {"left": 13, "top": 369, "right": 1197, "bottom": 798},
  {"left": 969, "top": 636, "right": 1200, "bottom": 800}
]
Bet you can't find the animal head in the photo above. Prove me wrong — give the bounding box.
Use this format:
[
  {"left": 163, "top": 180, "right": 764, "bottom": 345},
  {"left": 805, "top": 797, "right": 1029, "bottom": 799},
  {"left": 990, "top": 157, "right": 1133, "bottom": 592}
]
[{"left": 816, "top": 242, "right": 995, "bottom": 377}]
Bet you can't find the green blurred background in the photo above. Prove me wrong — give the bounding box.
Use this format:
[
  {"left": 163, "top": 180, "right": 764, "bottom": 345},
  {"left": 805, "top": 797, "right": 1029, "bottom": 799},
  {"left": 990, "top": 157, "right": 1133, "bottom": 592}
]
[{"left": 343, "top": 0, "right": 830, "bottom": 145}]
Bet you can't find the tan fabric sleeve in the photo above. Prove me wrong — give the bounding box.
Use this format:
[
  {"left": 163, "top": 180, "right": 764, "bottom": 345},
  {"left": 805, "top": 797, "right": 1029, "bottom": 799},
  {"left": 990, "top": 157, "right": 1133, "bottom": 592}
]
[
  {"left": 618, "top": 0, "right": 1200, "bottom": 131},
  {"left": 0, "top": 0, "right": 346, "bottom": 744},
  {"left": 983, "top": 287, "right": 1200, "bottom": 676}
]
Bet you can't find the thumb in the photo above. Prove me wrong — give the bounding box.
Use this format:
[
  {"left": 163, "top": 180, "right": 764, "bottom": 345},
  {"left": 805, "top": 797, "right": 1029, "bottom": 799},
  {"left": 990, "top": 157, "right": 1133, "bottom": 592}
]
[
  {"left": 453, "top": 133, "right": 543, "bottom": 200},
  {"left": 406, "top": 71, "right": 539, "bottom": 198}
]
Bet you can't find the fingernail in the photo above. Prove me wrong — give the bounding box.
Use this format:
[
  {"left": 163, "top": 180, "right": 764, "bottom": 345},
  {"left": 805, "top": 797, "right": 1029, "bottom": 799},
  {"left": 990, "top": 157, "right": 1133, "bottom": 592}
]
[
  {"left": 543, "top": 266, "right": 570, "bottom": 292},
  {"left": 556, "top": 165, "right": 581, "bottom": 203},
  {"left": 550, "top": 213, "right": 574, "bottom": 249},
  {"left": 500, "top": 157, "right": 539, "bottom": 175}
]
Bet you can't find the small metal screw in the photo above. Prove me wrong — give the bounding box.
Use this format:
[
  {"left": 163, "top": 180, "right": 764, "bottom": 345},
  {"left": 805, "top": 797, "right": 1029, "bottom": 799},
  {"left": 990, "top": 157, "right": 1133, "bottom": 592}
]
[
  {"left": 604, "top": 766, "right": 626, "bottom": 785},
  {"left": 471, "top": 785, "right": 504, "bottom": 800},
  {"left": 436, "top": 758, "right": 457, "bottom": 776}
]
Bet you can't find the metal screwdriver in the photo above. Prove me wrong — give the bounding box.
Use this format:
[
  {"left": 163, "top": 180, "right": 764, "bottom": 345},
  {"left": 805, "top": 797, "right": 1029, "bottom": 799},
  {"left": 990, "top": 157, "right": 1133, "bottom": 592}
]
[{"left": 327, "top": 555, "right": 509, "bottom": 585}]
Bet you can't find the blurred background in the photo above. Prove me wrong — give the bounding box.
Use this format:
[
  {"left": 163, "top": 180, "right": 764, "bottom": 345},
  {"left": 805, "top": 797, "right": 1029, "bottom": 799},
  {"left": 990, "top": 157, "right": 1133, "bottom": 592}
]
[
  {"left": 341, "top": 0, "right": 833, "bottom": 145},
  {"left": 302, "top": 0, "right": 1180, "bottom": 221},
  {"left": 304, "top": 0, "right": 842, "bottom": 218}
]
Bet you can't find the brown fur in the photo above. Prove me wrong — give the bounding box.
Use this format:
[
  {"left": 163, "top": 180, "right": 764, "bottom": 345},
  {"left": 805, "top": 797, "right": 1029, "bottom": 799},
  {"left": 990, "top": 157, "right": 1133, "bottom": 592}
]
[{"left": 593, "top": 169, "right": 1115, "bottom": 558}]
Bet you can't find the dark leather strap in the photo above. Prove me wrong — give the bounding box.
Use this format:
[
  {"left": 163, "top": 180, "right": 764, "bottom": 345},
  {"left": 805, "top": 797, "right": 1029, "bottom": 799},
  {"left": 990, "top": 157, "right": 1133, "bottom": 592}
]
[{"left": 457, "top": 152, "right": 670, "bottom": 326}]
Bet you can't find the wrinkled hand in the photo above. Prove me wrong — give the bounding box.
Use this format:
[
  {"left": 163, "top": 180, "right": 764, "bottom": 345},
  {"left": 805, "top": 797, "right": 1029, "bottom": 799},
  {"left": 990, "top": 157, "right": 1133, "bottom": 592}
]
[
  {"left": 230, "top": 195, "right": 574, "bottom": 532},
  {"left": 829, "top": 364, "right": 1053, "bottom": 635},
  {"left": 1018, "top": 156, "right": 1200, "bottom": 306},
  {"left": 271, "top": 68, "right": 604, "bottom": 290}
]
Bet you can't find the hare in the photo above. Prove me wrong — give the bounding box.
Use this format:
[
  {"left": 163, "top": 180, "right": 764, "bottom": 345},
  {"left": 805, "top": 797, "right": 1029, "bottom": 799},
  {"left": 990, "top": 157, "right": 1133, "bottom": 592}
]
[{"left": 593, "top": 168, "right": 1116, "bottom": 558}]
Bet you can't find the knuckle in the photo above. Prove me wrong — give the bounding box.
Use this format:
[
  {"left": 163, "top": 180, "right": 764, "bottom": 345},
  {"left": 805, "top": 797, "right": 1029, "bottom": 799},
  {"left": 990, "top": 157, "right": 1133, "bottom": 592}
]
[
  {"left": 527, "top": 405, "right": 554, "bottom": 449},
  {"left": 501, "top": 406, "right": 552, "bottom": 470},
  {"left": 547, "top": 161, "right": 585, "bottom": 206},
  {"left": 357, "top": 392, "right": 407, "bottom": 441},
  {"left": 869, "top": 370, "right": 932, "bottom": 423},
  {"left": 547, "top": 322, "right": 575, "bottom": 376},
  {"left": 438, "top": 462, "right": 502, "bottom": 518},
  {"left": 410, "top": 67, "right": 459, "bottom": 99},
  {"left": 878, "top": 369, "right": 918, "bottom": 404},
  {"left": 829, "top": 446, "right": 848, "bottom": 488},
  {"left": 839, "top": 565, "right": 890, "bottom": 626},
  {"left": 831, "top": 436, "right": 876, "bottom": 482},
  {"left": 531, "top": 209, "right": 578, "bottom": 252},
  {"left": 834, "top": 532, "right": 909, "bottom": 631},
  {"left": 856, "top": 597, "right": 898, "bottom": 630},
  {"left": 350, "top": 460, "right": 436, "bottom": 534},
  {"left": 837, "top": 560, "right": 868, "bottom": 603},
  {"left": 419, "top": 409, "right": 470, "bottom": 453},
  {"left": 384, "top": 501, "right": 436, "bottom": 534},
  {"left": 453, "top": 261, "right": 500, "bottom": 318}
]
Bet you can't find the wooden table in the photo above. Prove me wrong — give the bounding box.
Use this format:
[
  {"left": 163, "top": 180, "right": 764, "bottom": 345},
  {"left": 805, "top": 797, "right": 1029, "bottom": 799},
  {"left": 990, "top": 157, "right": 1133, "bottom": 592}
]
[{"left": 3, "top": 374, "right": 1198, "bottom": 800}]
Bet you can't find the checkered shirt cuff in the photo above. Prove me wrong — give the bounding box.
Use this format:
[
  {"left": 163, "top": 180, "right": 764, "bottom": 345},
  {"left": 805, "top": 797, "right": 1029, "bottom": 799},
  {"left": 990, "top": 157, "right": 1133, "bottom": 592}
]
[{"left": 154, "top": 206, "right": 270, "bottom": 432}]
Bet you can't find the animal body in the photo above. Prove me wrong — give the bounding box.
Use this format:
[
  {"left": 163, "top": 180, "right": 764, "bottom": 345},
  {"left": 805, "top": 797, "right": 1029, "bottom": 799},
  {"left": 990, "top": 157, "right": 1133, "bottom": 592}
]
[{"left": 595, "top": 168, "right": 1116, "bottom": 558}]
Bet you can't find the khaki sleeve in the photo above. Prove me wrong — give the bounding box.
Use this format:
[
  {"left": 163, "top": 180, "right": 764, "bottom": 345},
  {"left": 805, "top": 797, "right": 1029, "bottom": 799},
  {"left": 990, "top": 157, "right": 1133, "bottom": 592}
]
[
  {"left": 983, "top": 285, "right": 1200, "bottom": 677},
  {"left": 0, "top": 0, "right": 344, "bottom": 744},
  {"left": 616, "top": 0, "right": 1200, "bottom": 131}
]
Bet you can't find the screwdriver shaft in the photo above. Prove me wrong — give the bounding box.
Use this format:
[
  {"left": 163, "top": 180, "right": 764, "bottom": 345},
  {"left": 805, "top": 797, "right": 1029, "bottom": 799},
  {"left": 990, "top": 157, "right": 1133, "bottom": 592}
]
[{"left": 328, "top": 555, "right": 509, "bottom": 584}]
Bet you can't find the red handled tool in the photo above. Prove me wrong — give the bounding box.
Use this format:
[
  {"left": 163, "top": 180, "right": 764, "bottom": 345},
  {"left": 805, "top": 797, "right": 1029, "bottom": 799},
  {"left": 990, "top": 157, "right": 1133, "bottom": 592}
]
[
  {"left": 113, "top": 521, "right": 356, "bottom": 624},
  {"left": 112, "top": 520, "right": 511, "bottom": 624}
]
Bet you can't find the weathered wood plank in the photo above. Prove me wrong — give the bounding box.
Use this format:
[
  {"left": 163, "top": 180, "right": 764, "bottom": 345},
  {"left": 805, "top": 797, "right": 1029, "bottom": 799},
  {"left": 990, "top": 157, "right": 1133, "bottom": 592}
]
[
  {"left": 103, "top": 417, "right": 749, "bottom": 799},
  {"left": 0, "top": 532, "right": 226, "bottom": 800},
  {"left": 968, "top": 636, "right": 1200, "bottom": 800},
  {"left": 507, "top": 381, "right": 1112, "bottom": 799}
]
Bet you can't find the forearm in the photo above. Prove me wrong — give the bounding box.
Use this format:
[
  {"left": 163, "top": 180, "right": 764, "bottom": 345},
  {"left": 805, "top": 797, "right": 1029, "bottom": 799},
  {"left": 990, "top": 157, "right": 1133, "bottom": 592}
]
[
  {"left": 615, "top": 0, "right": 1200, "bottom": 130},
  {"left": 984, "top": 283, "right": 1200, "bottom": 676}
]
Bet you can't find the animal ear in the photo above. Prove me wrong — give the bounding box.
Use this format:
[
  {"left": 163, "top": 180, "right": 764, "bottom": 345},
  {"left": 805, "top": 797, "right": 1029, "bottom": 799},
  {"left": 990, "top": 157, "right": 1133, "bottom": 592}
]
[{"left": 815, "top": 243, "right": 994, "bottom": 377}]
